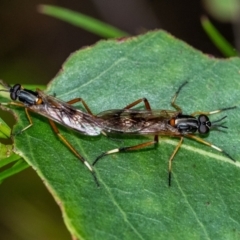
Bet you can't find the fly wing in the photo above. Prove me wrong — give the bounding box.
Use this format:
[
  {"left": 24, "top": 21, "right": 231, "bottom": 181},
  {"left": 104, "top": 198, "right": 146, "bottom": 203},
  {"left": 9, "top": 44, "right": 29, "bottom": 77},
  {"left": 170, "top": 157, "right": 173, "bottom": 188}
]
[
  {"left": 96, "top": 109, "right": 180, "bottom": 135},
  {"left": 29, "top": 91, "right": 101, "bottom": 136}
]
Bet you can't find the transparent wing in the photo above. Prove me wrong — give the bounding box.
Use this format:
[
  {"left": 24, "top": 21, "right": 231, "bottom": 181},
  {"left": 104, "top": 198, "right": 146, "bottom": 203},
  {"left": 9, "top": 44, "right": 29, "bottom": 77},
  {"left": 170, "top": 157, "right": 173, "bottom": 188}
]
[
  {"left": 29, "top": 90, "right": 101, "bottom": 136},
  {"left": 96, "top": 109, "right": 180, "bottom": 135}
]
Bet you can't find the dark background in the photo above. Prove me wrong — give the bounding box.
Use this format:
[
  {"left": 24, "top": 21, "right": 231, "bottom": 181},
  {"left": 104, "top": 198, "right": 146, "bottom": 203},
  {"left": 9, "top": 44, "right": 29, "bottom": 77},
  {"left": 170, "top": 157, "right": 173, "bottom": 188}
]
[{"left": 0, "top": 1, "right": 236, "bottom": 239}]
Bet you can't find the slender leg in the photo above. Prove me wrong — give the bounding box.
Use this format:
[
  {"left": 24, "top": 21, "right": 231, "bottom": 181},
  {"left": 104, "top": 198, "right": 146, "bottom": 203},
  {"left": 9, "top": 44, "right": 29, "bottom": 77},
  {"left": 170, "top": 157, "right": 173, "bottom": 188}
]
[
  {"left": 1, "top": 101, "right": 25, "bottom": 107},
  {"left": 169, "top": 131, "right": 235, "bottom": 186},
  {"left": 48, "top": 119, "right": 99, "bottom": 186},
  {"left": 97, "top": 84, "right": 187, "bottom": 170},
  {"left": 12, "top": 108, "right": 33, "bottom": 135},
  {"left": 124, "top": 98, "right": 159, "bottom": 143},
  {"left": 186, "top": 134, "right": 235, "bottom": 162},
  {"left": 100, "top": 98, "right": 153, "bottom": 137},
  {"left": 1, "top": 102, "right": 34, "bottom": 134},
  {"left": 168, "top": 137, "right": 183, "bottom": 186},
  {"left": 93, "top": 135, "right": 159, "bottom": 165},
  {"left": 124, "top": 81, "right": 189, "bottom": 112},
  {"left": 94, "top": 97, "right": 160, "bottom": 165},
  {"left": 66, "top": 98, "right": 94, "bottom": 115},
  {"left": 2, "top": 100, "right": 99, "bottom": 185},
  {"left": 123, "top": 98, "right": 152, "bottom": 110},
  {"left": 68, "top": 96, "right": 154, "bottom": 113},
  {"left": 19, "top": 108, "right": 33, "bottom": 132},
  {"left": 191, "top": 106, "right": 236, "bottom": 117},
  {"left": 171, "top": 81, "right": 188, "bottom": 111}
]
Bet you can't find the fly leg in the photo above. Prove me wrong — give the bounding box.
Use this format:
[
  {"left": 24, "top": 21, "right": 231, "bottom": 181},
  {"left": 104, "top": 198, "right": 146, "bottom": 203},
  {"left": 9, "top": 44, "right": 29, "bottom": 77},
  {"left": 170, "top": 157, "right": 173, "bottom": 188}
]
[
  {"left": 48, "top": 119, "right": 99, "bottom": 186},
  {"left": 67, "top": 98, "right": 106, "bottom": 154},
  {"left": 191, "top": 106, "right": 236, "bottom": 117},
  {"left": 190, "top": 106, "right": 236, "bottom": 162},
  {"left": 95, "top": 135, "right": 184, "bottom": 187},
  {"left": 123, "top": 98, "right": 152, "bottom": 110},
  {"left": 171, "top": 81, "right": 188, "bottom": 111},
  {"left": 1, "top": 102, "right": 33, "bottom": 134},
  {"left": 19, "top": 108, "right": 34, "bottom": 133},
  {"left": 186, "top": 134, "right": 235, "bottom": 162},
  {"left": 66, "top": 98, "right": 94, "bottom": 115},
  {"left": 93, "top": 135, "right": 159, "bottom": 166},
  {"left": 94, "top": 98, "right": 159, "bottom": 165},
  {"left": 101, "top": 97, "right": 154, "bottom": 137},
  {"left": 168, "top": 137, "right": 183, "bottom": 186},
  {"left": 126, "top": 81, "right": 189, "bottom": 112},
  {"left": 68, "top": 96, "right": 153, "bottom": 113}
]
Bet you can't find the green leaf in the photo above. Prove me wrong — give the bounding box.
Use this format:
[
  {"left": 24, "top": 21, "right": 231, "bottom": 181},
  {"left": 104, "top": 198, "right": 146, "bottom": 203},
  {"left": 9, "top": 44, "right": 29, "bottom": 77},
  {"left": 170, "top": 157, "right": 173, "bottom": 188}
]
[
  {"left": 0, "top": 142, "right": 29, "bottom": 183},
  {"left": 38, "top": 5, "right": 129, "bottom": 38},
  {"left": 0, "top": 144, "right": 13, "bottom": 161},
  {"left": 1, "top": 30, "right": 240, "bottom": 239},
  {"left": 201, "top": 16, "right": 238, "bottom": 57},
  {"left": 0, "top": 156, "right": 29, "bottom": 183},
  {"left": 0, "top": 117, "right": 11, "bottom": 138}
]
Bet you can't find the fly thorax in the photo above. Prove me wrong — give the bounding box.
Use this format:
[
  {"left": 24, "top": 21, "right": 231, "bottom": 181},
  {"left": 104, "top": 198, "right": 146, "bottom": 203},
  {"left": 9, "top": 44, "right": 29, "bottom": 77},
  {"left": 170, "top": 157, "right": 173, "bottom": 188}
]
[
  {"left": 169, "top": 114, "right": 198, "bottom": 134},
  {"left": 18, "top": 89, "right": 40, "bottom": 106}
]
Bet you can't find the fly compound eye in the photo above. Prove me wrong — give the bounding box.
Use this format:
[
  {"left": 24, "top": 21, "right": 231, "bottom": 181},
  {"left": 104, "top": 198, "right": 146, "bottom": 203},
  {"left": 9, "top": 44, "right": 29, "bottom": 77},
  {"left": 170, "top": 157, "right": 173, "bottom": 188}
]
[
  {"left": 198, "top": 114, "right": 209, "bottom": 124},
  {"left": 199, "top": 124, "right": 209, "bottom": 134},
  {"left": 10, "top": 84, "right": 21, "bottom": 100},
  {"left": 198, "top": 114, "right": 211, "bottom": 134}
]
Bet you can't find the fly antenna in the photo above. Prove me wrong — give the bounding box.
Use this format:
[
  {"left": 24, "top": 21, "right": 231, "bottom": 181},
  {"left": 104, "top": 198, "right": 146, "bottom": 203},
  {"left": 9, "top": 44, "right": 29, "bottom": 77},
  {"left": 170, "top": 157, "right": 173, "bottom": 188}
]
[
  {"left": 211, "top": 116, "right": 228, "bottom": 129},
  {"left": 0, "top": 80, "right": 11, "bottom": 92},
  {"left": 0, "top": 89, "right": 10, "bottom": 93}
]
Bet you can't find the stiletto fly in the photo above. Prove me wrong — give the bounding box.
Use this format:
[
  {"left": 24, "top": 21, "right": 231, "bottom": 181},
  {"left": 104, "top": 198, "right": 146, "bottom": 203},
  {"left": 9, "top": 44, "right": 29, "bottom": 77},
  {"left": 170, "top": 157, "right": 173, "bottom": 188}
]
[
  {"left": 0, "top": 80, "right": 102, "bottom": 186},
  {"left": 93, "top": 82, "right": 236, "bottom": 186}
]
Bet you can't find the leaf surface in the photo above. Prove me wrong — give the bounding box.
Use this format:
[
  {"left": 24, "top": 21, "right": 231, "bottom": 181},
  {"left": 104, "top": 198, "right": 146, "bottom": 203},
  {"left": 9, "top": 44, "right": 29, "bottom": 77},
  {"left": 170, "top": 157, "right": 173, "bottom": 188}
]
[{"left": 1, "top": 31, "right": 240, "bottom": 239}]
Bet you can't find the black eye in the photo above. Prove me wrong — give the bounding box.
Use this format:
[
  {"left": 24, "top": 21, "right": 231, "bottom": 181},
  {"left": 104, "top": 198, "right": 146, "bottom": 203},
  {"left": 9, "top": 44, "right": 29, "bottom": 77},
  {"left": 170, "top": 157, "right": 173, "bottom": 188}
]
[
  {"left": 10, "top": 84, "right": 21, "bottom": 100},
  {"left": 199, "top": 115, "right": 209, "bottom": 124},
  {"left": 199, "top": 124, "right": 209, "bottom": 134}
]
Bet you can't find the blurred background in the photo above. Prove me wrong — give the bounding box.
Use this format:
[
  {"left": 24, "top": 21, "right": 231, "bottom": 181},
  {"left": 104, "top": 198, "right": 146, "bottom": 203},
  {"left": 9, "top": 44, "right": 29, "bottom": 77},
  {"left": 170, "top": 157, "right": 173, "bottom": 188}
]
[{"left": 0, "top": 0, "right": 239, "bottom": 239}]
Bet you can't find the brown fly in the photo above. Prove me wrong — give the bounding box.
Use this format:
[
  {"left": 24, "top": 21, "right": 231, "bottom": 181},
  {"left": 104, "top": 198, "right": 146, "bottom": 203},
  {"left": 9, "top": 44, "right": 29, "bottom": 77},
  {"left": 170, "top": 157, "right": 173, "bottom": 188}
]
[
  {"left": 0, "top": 80, "right": 101, "bottom": 185},
  {"left": 93, "top": 82, "right": 236, "bottom": 186}
]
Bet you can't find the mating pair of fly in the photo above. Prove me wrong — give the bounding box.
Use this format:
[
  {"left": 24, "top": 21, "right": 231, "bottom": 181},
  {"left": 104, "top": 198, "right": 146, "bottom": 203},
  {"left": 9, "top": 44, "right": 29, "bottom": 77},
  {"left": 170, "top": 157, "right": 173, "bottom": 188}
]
[{"left": 0, "top": 80, "right": 236, "bottom": 186}]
